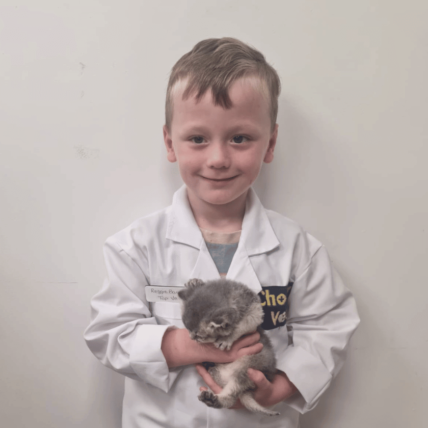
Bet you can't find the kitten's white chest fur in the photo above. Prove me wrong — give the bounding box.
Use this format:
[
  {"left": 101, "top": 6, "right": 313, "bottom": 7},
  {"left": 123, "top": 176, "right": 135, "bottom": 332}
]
[{"left": 216, "top": 355, "right": 252, "bottom": 386}]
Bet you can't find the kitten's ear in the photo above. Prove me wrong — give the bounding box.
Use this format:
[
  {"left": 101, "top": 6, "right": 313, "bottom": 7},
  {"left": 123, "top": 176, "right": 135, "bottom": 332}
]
[
  {"left": 179, "top": 278, "right": 205, "bottom": 300},
  {"left": 178, "top": 289, "right": 190, "bottom": 301}
]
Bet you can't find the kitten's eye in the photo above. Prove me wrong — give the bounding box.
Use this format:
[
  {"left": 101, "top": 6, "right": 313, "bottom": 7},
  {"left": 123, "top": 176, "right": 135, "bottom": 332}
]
[
  {"left": 232, "top": 135, "right": 248, "bottom": 144},
  {"left": 191, "top": 136, "right": 204, "bottom": 144}
]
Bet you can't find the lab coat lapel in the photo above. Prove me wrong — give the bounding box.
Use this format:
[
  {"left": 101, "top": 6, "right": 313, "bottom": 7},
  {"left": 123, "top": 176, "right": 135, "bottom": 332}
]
[
  {"left": 166, "top": 185, "right": 220, "bottom": 281},
  {"left": 226, "top": 245, "right": 262, "bottom": 294},
  {"left": 226, "top": 188, "right": 280, "bottom": 293},
  {"left": 189, "top": 243, "right": 221, "bottom": 281},
  {"left": 166, "top": 185, "right": 202, "bottom": 250}
]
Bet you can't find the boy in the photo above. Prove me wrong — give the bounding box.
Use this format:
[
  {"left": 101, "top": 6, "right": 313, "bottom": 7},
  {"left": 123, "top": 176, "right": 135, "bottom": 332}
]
[{"left": 84, "top": 38, "right": 360, "bottom": 428}]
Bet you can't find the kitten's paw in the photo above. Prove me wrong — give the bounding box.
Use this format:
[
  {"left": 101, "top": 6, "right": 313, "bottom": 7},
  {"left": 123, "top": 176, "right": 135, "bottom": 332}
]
[
  {"left": 185, "top": 278, "right": 205, "bottom": 289},
  {"left": 214, "top": 339, "right": 233, "bottom": 351},
  {"left": 198, "top": 391, "right": 222, "bottom": 409}
]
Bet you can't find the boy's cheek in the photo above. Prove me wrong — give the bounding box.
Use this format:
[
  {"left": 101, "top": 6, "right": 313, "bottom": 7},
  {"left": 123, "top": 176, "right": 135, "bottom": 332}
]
[{"left": 177, "top": 156, "right": 201, "bottom": 172}]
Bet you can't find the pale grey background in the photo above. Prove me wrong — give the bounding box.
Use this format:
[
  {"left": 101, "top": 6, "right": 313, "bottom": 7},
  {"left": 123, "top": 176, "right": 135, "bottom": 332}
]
[{"left": 1, "top": 1, "right": 427, "bottom": 427}]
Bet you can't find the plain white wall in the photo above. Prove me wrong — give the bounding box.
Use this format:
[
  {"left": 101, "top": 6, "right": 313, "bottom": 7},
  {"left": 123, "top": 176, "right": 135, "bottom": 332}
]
[{"left": 1, "top": 1, "right": 427, "bottom": 427}]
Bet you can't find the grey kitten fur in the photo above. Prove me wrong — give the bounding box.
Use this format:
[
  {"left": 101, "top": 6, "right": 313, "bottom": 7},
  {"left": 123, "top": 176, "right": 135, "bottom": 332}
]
[{"left": 178, "top": 278, "right": 280, "bottom": 417}]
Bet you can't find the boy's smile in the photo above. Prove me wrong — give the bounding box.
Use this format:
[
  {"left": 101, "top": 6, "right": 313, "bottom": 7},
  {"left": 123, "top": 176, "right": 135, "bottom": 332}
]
[{"left": 163, "top": 77, "right": 278, "bottom": 217}]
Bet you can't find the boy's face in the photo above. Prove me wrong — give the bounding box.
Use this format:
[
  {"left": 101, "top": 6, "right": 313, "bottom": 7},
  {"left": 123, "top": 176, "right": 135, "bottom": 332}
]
[{"left": 163, "top": 77, "right": 278, "bottom": 209}]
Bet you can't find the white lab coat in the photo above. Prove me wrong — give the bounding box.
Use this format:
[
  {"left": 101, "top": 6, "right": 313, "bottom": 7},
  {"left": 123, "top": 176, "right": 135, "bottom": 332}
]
[{"left": 84, "top": 185, "right": 360, "bottom": 428}]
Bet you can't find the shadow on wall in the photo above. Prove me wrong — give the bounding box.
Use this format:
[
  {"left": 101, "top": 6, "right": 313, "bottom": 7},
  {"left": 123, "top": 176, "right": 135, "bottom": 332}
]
[
  {"left": 254, "top": 96, "right": 320, "bottom": 212},
  {"left": 81, "top": 360, "right": 124, "bottom": 427},
  {"left": 256, "top": 97, "right": 364, "bottom": 427},
  {"left": 254, "top": 96, "right": 358, "bottom": 252}
]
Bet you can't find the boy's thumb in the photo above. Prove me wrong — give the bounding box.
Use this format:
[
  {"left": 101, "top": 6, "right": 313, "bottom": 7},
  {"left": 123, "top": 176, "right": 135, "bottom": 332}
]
[{"left": 247, "top": 368, "right": 267, "bottom": 386}]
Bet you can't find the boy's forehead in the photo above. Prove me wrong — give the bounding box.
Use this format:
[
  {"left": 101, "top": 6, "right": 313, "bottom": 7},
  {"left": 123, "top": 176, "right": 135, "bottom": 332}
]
[
  {"left": 170, "top": 77, "right": 270, "bottom": 126},
  {"left": 171, "top": 76, "right": 269, "bottom": 106}
]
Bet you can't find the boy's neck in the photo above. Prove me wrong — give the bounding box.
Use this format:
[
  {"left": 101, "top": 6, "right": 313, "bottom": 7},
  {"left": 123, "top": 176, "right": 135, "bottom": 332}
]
[{"left": 186, "top": 188, "right": 247, "bottom": 233}]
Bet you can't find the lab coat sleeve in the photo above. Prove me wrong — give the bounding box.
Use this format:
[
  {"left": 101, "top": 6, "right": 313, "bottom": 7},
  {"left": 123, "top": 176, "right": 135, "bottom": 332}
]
[
  {"left": 84, "top": 238, "right": 182, "bottom": 393},
  {"left": 277, "top": 245, "right": 360, "bottom": 413}
]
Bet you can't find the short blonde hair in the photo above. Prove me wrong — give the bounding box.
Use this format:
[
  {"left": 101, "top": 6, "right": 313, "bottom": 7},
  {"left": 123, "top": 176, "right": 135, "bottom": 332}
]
[{"left": 165, "top": 37, "right": 281, "bottom": 132}]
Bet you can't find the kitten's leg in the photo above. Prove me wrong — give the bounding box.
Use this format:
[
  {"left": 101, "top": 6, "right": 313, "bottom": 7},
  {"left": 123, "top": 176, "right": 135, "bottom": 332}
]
[
  {"left": 239, "top": 392, "right": 280, "bottom": 416},
  {"left": 200, "top": 359, "right": 280, "bottom": 415},
  {"left": 198, "top": 379, "right": 242, "bottom": 409}
]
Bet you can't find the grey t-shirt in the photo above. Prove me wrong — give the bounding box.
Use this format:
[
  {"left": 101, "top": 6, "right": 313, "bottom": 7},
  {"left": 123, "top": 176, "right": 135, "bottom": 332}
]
[{"left": 200, "top": 229, "right": 241, "bottom": 277}]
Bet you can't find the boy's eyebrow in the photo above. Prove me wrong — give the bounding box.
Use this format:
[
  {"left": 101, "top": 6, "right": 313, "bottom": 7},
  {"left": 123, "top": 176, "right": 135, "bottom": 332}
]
[
  {"left": 226, "top": 123, "right": 262, "bottom": 135},
  {"left": 180, "top": 125, "right": 210, "bottom": 135},
  {"left": 180, "top": 123, "right": 262, "bottom": 136}
]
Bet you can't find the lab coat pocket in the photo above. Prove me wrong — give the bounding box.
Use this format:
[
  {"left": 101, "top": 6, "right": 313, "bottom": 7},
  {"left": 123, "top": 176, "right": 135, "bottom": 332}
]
[
  {"left": 264, "top": 323, "right": 290, "bottom": 352},
  {"left": 145, "top": 284, "right": 184, "bottom": 320},
  {"left": 150, "top": 300, "right": 184, "bottom": 328},
  {"left": 145, "top": 284, "right": 184, "bottom": 327},
  {"left": 151, "top": 301, "right": 183, "bottom": 320}
]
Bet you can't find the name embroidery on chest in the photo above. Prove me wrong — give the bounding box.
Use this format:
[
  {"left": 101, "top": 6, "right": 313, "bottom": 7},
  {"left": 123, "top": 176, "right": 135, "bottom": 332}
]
[
  {"left": 145, "top": 286, "right": 185, "bottom": 303},
  {"left": 258, "top": 282, "right": 293, "bottom": 330}
]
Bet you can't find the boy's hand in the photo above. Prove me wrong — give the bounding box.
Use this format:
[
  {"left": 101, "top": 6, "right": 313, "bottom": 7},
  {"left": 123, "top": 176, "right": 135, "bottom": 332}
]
[
  {"left": 209, "top": 331, "right": 263, "bottom": 364},
  {"left": 162, "top": 328, "right": 263, "bottom": 368},
  {"left": 195, "top": 365, "right": 298, "bottom": 409}
]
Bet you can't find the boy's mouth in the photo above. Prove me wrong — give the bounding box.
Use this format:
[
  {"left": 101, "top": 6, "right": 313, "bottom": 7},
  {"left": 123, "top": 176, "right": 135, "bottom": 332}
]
[{"left": 201, "top": 175, "right": 238, "bottom": 182}]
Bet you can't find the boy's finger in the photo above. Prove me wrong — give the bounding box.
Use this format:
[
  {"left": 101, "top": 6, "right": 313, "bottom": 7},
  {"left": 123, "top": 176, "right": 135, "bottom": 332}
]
[
  {"left": 195, "top": 364, "right": 207, "bottom": 376},
  {"left": 238, "top": 342, "right": 263, "bottom": 357},
  {"left": 248, "top": 368, "right": 270, "bottom": 389},
  {"left": 195, "top": 365, "right": 222, "bottom": 393},
  {"left": 249, "top": 342, "right": 264, "bottom": 353},
  {"left": 235, "top": 331, "right": 260, "bottom": 348}
]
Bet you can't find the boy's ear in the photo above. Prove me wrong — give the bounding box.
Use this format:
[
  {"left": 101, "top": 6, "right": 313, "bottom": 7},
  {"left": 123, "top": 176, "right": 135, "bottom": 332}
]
[
  {"left": 163, "top": 125, "right": 177, "bottom": 163},
  {"left": 263, "top": 123, "right": 278, "bottom": 164}
]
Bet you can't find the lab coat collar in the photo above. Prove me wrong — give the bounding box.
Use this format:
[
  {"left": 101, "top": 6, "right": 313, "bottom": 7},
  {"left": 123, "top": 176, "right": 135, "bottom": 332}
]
[
  {"left": 166, "top": 185, "right": 204, "bottom": 249},
  {"left": 241, "top": 187, "right": 280, "bottom": 256},
  {"left": 166, "top": 185, "right": 279, "bottom": 256}
]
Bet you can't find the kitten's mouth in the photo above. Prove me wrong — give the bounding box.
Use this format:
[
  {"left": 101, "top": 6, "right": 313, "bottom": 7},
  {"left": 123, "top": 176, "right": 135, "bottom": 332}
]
[{"left": 195, "top": 337, "right": 214, "bottom": 344}]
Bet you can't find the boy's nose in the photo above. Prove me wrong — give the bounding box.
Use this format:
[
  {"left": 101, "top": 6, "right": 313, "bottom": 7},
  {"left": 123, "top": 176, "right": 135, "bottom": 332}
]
[{"left": 206, "top": 142, "right": 231, "bottom": 169}]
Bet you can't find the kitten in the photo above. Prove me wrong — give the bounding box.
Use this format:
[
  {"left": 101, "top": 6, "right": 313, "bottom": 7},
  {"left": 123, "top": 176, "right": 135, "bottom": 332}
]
[{"left": 178, "top": 278, "right": 280, "bottom": 416}]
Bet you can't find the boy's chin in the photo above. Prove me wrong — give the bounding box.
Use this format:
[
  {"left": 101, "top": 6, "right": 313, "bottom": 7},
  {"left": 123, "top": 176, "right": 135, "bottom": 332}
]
[{"left": 192, "top": 188, "right": 249, "bottom": 207}]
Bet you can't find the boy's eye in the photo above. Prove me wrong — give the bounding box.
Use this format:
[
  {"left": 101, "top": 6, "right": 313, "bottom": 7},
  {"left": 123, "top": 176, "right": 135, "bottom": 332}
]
[
  {"left": 232, "top": 135, "right": 248, "bottom": 144},
  {"left": 191, "top": 136, "right": 205, "bottom": 144}
]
